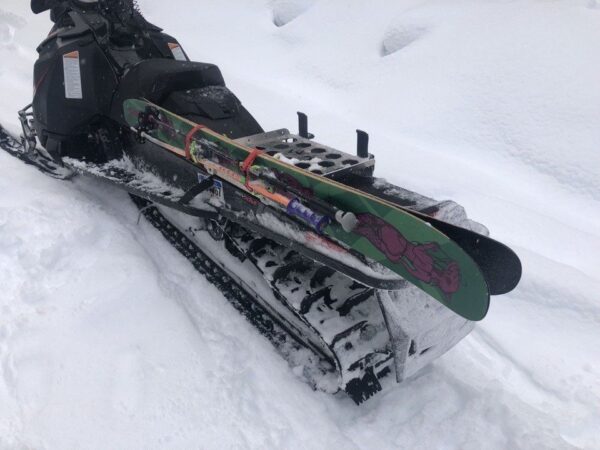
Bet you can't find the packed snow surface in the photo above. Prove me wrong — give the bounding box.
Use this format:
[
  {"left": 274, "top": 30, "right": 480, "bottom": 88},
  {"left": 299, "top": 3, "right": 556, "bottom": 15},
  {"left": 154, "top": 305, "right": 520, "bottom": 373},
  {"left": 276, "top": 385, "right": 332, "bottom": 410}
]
[{"left": 1, "top": 0, "right": 600, "bottom": 448}]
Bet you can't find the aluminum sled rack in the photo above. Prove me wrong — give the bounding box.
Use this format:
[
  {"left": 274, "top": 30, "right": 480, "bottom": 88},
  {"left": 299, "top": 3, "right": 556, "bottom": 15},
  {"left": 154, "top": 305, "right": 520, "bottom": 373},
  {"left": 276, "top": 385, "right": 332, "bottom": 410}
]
[{"left": 235, "top": 128, "right": 375, "bottom": 180}]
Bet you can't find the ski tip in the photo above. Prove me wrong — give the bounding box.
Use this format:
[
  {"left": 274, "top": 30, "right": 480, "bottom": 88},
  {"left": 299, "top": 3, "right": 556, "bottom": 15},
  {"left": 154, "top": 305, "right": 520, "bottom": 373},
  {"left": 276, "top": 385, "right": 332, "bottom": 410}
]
[{"left": 489, "top": 246, "right": 523, "bottom": 296}]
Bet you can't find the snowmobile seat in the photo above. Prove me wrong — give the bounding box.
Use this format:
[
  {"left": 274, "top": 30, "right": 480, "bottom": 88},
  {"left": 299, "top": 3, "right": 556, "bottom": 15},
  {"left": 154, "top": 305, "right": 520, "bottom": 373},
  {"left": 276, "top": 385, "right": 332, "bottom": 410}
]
[
  {"left": 112, "top": 59, "right": 226, "bottom": 122},
  {"left": 31, "top": 0, "right": 58, "bottom": 14}
]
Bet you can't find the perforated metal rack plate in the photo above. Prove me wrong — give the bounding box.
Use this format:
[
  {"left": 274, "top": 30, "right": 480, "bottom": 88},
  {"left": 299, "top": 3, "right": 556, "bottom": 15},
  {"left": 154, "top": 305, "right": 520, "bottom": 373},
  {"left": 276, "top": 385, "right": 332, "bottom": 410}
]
[{"left": 235, "top": 129, "right": 374, "bottom": 178}]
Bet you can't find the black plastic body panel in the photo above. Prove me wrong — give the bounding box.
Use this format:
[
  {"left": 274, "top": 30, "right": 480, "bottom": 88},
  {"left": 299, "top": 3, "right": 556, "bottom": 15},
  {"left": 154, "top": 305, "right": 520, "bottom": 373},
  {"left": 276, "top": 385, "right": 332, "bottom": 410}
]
[{"left": 33, "top": 32, "right": 118, "bottom": 142}]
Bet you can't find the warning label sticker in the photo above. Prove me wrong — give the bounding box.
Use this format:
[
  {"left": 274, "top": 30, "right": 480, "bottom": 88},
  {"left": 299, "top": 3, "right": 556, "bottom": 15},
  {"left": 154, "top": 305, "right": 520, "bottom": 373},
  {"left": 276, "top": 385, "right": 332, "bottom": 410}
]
[
  {"left": 63, "top": 51, "right": 83, "bottom": 99},
  {"left": 212, "top": 179, "right": 224, "bottom": 200},
  {"left": 197, "top": 173, "right": 224, "bottom": 201},
  {"left": 168, "top": 43, "right": 187, "bottom": 61}
]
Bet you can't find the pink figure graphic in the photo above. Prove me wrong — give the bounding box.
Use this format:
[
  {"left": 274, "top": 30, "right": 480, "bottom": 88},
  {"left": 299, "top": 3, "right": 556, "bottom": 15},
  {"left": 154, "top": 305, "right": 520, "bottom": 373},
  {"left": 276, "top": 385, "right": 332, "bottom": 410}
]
[{"left": 354, "top": 213, "right": 460, "bottom": 298}]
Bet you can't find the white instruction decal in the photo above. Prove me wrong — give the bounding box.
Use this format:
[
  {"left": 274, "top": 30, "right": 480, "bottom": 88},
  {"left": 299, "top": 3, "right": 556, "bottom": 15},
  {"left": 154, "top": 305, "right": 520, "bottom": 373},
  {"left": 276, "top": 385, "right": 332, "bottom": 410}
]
[
  {"left": 168, "top": 43, "right": 187, "bottom": 61},
  {"left": 63, "top": 51, "right": 83, "bottom": 99}
]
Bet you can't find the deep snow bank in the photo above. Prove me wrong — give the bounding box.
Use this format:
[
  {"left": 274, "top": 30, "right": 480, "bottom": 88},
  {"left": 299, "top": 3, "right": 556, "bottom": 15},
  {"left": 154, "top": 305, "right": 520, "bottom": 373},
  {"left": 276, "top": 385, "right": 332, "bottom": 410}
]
[{"left": 1, "top": 0, "right": 600, "bottom": 448}]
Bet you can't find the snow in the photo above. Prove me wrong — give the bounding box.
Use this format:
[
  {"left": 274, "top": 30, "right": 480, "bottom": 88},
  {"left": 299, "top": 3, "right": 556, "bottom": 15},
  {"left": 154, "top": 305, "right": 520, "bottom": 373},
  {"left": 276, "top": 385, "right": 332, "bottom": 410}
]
[{"left": 1, "top": 0, "right": 600, "bottom": 448}]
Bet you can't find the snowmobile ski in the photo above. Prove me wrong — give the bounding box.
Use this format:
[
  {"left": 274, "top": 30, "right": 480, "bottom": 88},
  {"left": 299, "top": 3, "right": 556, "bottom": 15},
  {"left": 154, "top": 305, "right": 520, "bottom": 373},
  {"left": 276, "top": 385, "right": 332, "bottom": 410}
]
[{"left": 0, "top": 124, "right": 72, "bottom": 180}]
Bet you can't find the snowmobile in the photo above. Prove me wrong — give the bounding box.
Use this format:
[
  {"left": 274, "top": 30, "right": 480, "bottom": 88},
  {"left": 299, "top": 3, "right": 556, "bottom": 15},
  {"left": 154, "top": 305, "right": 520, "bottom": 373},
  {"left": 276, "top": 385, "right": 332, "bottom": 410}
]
[{"left": 0, "top": 0, "right": 521, "bottom": 403}]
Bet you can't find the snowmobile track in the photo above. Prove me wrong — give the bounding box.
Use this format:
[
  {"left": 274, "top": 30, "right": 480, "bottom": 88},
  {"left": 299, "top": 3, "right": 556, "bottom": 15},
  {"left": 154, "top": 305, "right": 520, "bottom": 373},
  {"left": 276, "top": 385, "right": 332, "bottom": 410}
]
[
  {"left": 129, "top": 195, "right": 340, "bottom": 383},
  {"left": 131, "top": 195, "right": 393, "bottom": 403}
]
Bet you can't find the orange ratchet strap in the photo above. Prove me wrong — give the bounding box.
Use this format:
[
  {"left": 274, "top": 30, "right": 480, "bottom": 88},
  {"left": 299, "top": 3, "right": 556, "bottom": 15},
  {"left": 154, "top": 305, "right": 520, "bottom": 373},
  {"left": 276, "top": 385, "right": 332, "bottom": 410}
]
[{"left": 241, "top": 148, "right": 263, "bottom": 191}]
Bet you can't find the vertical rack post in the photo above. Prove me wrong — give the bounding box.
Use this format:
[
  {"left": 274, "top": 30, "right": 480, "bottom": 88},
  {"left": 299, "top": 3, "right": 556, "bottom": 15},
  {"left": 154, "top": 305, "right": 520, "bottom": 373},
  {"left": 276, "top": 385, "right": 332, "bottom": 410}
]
[
  {"left": 356, "top": 130, "right": 369, "bottom": 158},
  {"left": 298, "top": 112, "right": 309, "bottom": 138}
]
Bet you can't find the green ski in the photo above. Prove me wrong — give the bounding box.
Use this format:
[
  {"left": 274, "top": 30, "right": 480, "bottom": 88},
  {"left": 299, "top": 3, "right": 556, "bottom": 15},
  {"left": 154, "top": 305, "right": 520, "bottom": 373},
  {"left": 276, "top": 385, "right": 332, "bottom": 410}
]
[{"left": 124, "top": 98, "right": 490, "bottom": 320}]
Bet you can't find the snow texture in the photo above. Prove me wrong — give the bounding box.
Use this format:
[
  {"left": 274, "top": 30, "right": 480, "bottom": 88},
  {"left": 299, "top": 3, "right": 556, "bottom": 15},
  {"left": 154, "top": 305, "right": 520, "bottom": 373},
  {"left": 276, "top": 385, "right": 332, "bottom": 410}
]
[{"left": 1, "top": 0, "right": 600, "bottom": 448}]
